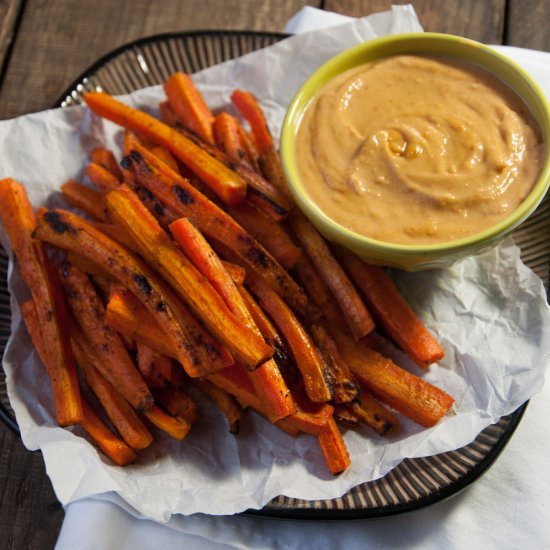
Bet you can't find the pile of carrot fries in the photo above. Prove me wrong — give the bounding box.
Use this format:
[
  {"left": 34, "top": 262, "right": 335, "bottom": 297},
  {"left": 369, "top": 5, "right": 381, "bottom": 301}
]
[{"left": 0, "top": 73, "right": 454, "bottom": 475}]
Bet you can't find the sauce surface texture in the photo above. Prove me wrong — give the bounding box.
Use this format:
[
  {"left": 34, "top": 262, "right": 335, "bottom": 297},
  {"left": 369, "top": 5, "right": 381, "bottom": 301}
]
[{"left": 295, "top": 55, "right": 544, "bottom": 245}]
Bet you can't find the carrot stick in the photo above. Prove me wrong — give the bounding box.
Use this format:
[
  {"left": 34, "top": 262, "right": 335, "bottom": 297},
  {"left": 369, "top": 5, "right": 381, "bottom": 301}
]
[
  {"left": 150, "top": 145, "right": 179, "bottom": 173},
  {"left": 106, "top": 184, "right": 272, "bottom": 370},
  {"left": 317, "top": 417, "right": 351, "bottom": 475},
  {"left": 193, "top": 379, "right": 241, "bottom": 433},
  {"left": 231, "top": 90, "right": 273, "bottom": 155},
  {"left": 136, "top": 342, "right": 172, "bottom": 389},
  {"left": 80, "top": 397, "right": 137, "bottom": 465},
  {"left": 158, "top": 100, "right": 179, "bottom": 127},
  {"left": 122, "top": 142, "right": 310, "bottom": 316},
  {"left": 144, "top": 405, "right": 192, "bottom": 440},
  {"left": 58, "top": 260, "right": 154, "bottom": 413},
  {"left": 71, "top": 332, "right": 154, "bottom": 450},
  {"left": 164, "top": 72, "right": 215, "bottom": 144},
  {"left": 336, "top": 248, "right": 445, "bottom": 367},
  {"left": 34, "top": 207, "right": 228, "bottom": 377},
  {"left": 60, "top": 179, "right": 108, "bottom": 221},
  {"left": 246, "top": 272, "right": 332, "bottom": 403},
  {"left": 84, "top": 91, "right": 246, "bottom": 205},
  {"left": 0, "top": 179, "right": 82, "bottom": 426},
  {"left": 334, "top": 330, "right": 454, "bottom": 427},
  {"left": 228, "top": 201, "right": 301, "bottom": 269},
  {"left": 85, "top": 162, "right": 121, "bottom": 192},
  {"left": 350, "top": 392, "right": 398, "bottom": 436},
  {"left": 90, "top": 147, "right": 123, "bottom": 181},
  {"left": 289, "top": 213, "right": 375, "bottom": 340},
  {"left": 154, "top": 386, "right": 199, "bottom": 425},
  {"left": 236, "top": 123, "right": 261, "bottom": 173},
  {"left": 276, "top": 394, "right": 334, "bottom": 435},
  {"left": 213, "top": 111, "right": 254, "bottom": 167}
]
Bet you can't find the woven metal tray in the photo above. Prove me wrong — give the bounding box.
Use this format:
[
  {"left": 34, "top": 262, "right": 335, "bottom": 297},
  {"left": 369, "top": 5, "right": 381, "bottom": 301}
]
[{"left": 1, "top": 30, "right": 547, "bottom": 519}]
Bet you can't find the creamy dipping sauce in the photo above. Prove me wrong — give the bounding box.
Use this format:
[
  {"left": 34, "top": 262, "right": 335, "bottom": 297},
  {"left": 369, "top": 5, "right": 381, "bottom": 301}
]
[{"left": 295, "top": 55, "right": 544, "bottom": 245}]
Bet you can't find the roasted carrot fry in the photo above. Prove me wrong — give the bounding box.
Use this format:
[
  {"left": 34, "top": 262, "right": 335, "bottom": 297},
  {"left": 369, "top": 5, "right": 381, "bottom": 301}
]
[
  {"left": 144, "top": 405, "right": 192, "bottom": 440},
  {"left": 228, "top": 201, "right": 301, "bottom": 269},
  {"left": 136, "top": 342, "right": 172, "bottom": 389},
  {"left": 58, "top": 260, "right": 154, "bottom": 413},
  {"left": 317, "top": 417, "right": 351, "bottom": 475},
  {"left": 336, "top": 248, "right": 445, "bottom": 367},
  {"left": 164, "top": 72, "right": 215, "bottom": 144},
  {"left": 213, "top": 111, "right": 254, "bottom": 166},
  {"left": 34, "top": 208, "right": 228, "bottom": 377},
  {"left": 276, "top": 394, "right": 334, "bottom": 435},
  {"left": 289, "top": 213, "right": 375, "bottom": 340},
  {"left": 85, "top": 162, "right": 120, "bottom": 192},
  {"left": 150, "top": 145, "right": 179, "bottom": 173},
  {"left": 60, "top": 179, "right": 108, "bottom": 221},
  {"left": 121, "top": 143, "right": 310, "bottom": 316},
  {"left": 84, "top": 91, "right": 246, "bottom": 205},
  {"left": 80, "top": 397, "right": 137, "bottom": 466},
  {"left": 236, "top": 123, "right": 261, "bottom": 173},
  {"left": 106, "top": 184, "right": 272, "bottom": 370},
  {"left": 154, "top": 386, "right": 199, "bottom": 425},
  {"left": 90, "top": 146, "right": 123, "bottom": 181},
  {"left": 231, "top": 90, "right": 273, "bottom": 155},
  {"left": 350, "top": 392, "right": 398, "bottom": 436},
  {"left": 158, "top": 100, "right": 179, "bottom": 127},
  {"left": 334, "top": 331, "right": 454, "bottom": 427},
  {"left": 0, "top": 179, "right": 82, "bottom": 426},
  {"left": 71, "top": 332, "right": 154, "bottom": 450},
  {"left": 246, "top": 272, "right": 332, "bottom": 403},
  {"left": 193, "top": 379, "right": 241, "bottom": 433}
]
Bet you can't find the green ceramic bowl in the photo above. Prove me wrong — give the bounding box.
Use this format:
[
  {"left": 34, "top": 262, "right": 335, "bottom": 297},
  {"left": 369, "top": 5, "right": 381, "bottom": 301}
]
[{"left": 280, "top": 33, "right": 550, "bottom": 270}]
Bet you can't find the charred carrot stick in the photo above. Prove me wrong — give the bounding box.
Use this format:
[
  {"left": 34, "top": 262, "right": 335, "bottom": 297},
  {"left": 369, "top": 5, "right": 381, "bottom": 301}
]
[
  {"left": 228, "top": 201, "right": 301, "bottom": 269},
  {"left": 334, "top": 330, "right": 454, "bottom": 427},
  {"left": 149, "top": 145, "right": 179, "bottom": 173},
  {"left": 144, "top": 405, "right": 192, "bottom": 440},
  {"left": 154, "top": 386, "right": 199, "bottom": 425},
  {"left": 60, "top": 179, "right": 108, "bottom": 221},
  {"left": 58, "top": 260, "right": 154, "bottom": 413},
  {"left": 169, "top": 216, "right": 295, "bottom": 421},
  {"left": 136, "top": 342, "right": 172, "bottom": 389},
  {"left": 192, "top": 379, "right": 241, "bottom": 433},
  {"left": 213, "top": 111, "right": 254, "bottom": 167},
  {"left": 85, "top": 162, "right": 121, "bottom": 192},
  {"left": 164, "top": 72, "right": 215, "bottom": 144},
  {"left": 158, "top": 100, "right": 179, "bottom": 127},
  {"left": 106, "top": 184, "right": 272, "bottom": 370},
  {"left": 84, "top": 91, "right": 246, "bottom": 205},
  {"left": 336, "top": 248, "right": 445, "bottom": 367},
  {"left": 289, "top": 213, "right": 375, "bottom": 340},
  {"left": 246, "top": 272, "right": 332, "bottom": 403},
  {"left": 122, "top": 143, "right": 311, "bottom": 316},
  {"left": 34, "top": 208, "right": 228, "bottom": 377},
  {"left": 80, "top": 397, "right": 137, "bottom": 465},
  {"left": 350, "top": 392, "right": 398, "bottom": 436},
  {"left": 317, "top": 417, "right": 351, "bottom": 475},
  {"left": 231, "top": 90, "right": 273, "bottom": 155},
  {"left": 71, "top": 332, "right": 154, "bottom": 450},
  {"left": 90, "top": 147, "right": 123, "bottom": 181},
  {"left": 0, "top": 179, "right": 82, "bottom": 426}
]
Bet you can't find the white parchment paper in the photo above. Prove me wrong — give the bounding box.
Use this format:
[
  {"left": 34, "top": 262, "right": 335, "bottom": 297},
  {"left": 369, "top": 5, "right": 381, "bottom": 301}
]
[{"left": 1, "top": 6, "right": 550, "bottom": 521}]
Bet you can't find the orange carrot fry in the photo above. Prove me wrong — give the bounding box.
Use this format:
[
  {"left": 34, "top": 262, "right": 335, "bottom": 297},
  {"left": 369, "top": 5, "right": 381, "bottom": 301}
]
[
  {"left": 350, "top": 392, "right": 398, "bottom": 436},
  {"left": 122, "top": 142, "right": 310, "bottom": 315},
  {"left": 289, "top": 213, "right": 375, "bottom": 340},
  {"left": 246, "top": 272, "right": 332, "bottom": 403},
  {"left": 80, "top": 397, "right": 137, "bottom": 465},
  {"left": 84, "top": 91, "right": 246, "bottom": 205},
  {"left": 90, "top": 147, "right": 123, "bottom": 181},
  {"left": 193, "top": 379, "right": 241, "bottom": 433},
  {"left": 60, "top": 179, "right": 108, "bottom": 221},
  {"left": 58, "top": 260, "right": 154, "bottom": 413},
  {"left": 213, "top": 111, "right": 254, "bottom": 166},
  {"left": 276, "top": 394, "right": 334, "bottom": 435},
  {"left": 158, "top": 100, "right": 179, "bottom": 127},
  {"left": 34, "top": 207, "right": 227, "bottom": 377},
  {"left": 164, "top": 72, "right": 215, "bottom": 144},
  {"left": 231, "top": 90, "right": 273, "bottom": 155},
  {"left": 336, "top": 248, "right": 445, "bottom": 366},
  {"left": 334, "top": 331, "right": 454, "bottom": 427},
  {"left": 154, "top": 386, "right": 199, "bottom": 425},
  {"left": 85, "top": 162, "right": 121, "bottom": 192},
  {"left": 317, "top": 417, "right": 351, "bottom": 475},
  {"left": 106, "top": 184, "right": 272, "bottom": 370},
  {"left": 228, "top": 201, "right": 301, "bottom": 269},
  {"left": 72, "top": 332, "right": 154, "bottom": 450},
  {"left": 0, "top": 179, "right": 82, "bottom": 425},
  {"left": 144, "top": 405, "right": 192, "bottom": 440},
  {"left": 150, "top": 145, "right": 179, "bottom": 173}
]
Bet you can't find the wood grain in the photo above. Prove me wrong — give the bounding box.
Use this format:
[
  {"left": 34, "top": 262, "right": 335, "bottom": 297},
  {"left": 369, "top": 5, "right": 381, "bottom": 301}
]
[
  {"left": 507, "top": 0, "right": 550, "bottom": 52},
  {"left": 324, "top": 0, "right": 506, "bottom": 43},
  {"left": 0, "top": 0, "right": 317, "bottom": 119},
  {"left": 0, "top": 0, "right": 24, "bottom": 76}
]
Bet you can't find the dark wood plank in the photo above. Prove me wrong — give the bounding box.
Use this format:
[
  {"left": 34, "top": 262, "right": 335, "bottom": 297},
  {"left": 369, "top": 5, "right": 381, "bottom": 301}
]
[
  {"left": 507, "top": 0, "right": 550, "bottom": 52},
  {"left": 0, "top": 0, "right": 317, "bottom": 119},
  {"left": 0, "top": 424, "right": 64, "bottom": 549},
  {"left": 0, "top": 0, "right": 24, "bottom": 76},
  {"left": 324, "top": 0, "right": 506, "bottom": 43}
]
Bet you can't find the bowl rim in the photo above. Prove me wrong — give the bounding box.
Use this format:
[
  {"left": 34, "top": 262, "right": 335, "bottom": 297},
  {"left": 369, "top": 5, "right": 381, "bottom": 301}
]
[{"left": 280, "top": 32, "right": 550, "bottom": 257}]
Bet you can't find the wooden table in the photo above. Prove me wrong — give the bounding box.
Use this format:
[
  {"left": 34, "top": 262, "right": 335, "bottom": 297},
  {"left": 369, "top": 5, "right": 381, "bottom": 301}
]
[{"left": 0, "top": 1, "right": 548, "bottom": 547}]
